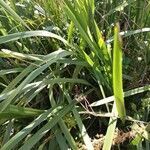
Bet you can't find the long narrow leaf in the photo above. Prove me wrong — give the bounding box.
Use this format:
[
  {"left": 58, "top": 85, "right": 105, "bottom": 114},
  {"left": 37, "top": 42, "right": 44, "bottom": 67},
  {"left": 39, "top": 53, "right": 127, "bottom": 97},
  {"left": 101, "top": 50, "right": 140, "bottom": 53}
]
[
  {"left": 102, "top": 103, "right": 118, "bottom": 150},
  {"left": 0, "top": 105, "right": 44, "bottom": 119},
  {"left": 113, "top": 23, "right": 126, "bottom": 121},
  {"left": 90, "top": 84, "right": 150, "bottom": 107},
  {"left": 0, "top": 30, "right": 69, "bottom": 45}
]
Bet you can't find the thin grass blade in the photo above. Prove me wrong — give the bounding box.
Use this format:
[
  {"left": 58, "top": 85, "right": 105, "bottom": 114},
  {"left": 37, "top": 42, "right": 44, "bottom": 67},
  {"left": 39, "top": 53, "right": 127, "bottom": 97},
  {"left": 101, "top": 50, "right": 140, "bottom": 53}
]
[{"left": 102, "top": 103, "right": 118, "bottom": 150}]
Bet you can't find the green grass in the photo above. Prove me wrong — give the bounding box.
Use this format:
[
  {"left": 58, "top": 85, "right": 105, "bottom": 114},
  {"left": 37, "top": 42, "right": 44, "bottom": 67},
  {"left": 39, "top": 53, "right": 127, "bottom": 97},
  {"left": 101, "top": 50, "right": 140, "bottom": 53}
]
[
  {"left": 0, "top": 0, "right": 150, "bottom": 149},
  {"left": 113, "top": 23, "right": 126, "bottom": 121}
]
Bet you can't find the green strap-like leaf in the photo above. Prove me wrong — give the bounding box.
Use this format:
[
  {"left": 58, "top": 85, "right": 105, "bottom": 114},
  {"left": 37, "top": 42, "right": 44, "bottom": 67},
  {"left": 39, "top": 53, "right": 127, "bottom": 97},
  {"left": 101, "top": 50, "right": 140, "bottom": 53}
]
[
  {"left": 0, "top": 30, "right": 69, "bottom": 45},
  {"left": 113, "top": 23, "right": 126, "bottom": 121},
  {"left": 102, "top": 103, "right": 117, "bottom": 150},
  {"left": 0, "top": 105, "right": 44, "bottom": 119}
]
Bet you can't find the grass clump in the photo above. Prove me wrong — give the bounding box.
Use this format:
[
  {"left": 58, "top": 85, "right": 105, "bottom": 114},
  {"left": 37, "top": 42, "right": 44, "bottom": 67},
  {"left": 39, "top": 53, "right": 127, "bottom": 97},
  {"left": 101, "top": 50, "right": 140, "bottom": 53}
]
[{"left": 0, "top": 0, "right": 150, "bottom": 149}]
